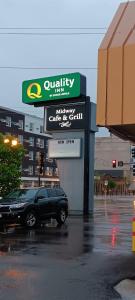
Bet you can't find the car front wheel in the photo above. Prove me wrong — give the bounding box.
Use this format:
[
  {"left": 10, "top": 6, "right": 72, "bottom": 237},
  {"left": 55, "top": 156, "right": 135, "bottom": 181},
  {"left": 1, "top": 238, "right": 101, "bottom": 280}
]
[
  {"left": 24, "top": 211, "right": 37, "bottom": 228},
  {"left": 56, "top": 209, "right": 67, "bottom": 225}
]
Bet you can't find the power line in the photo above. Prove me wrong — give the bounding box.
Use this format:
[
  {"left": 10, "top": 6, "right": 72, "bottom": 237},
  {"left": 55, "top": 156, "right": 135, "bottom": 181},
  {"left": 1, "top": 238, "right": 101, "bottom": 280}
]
[
  {"left": 0, "top": 66, "right": 97, "bottom": 70},
  {"left": 0, "top": 32, "right": 105, "bottom": 35},
  {"left": 0, "top": 27, "right": 107, "bottom": 30}
]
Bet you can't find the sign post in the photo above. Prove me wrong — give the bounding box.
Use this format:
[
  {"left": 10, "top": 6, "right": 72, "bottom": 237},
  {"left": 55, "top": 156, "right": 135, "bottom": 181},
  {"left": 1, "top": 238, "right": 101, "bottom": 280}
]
[{"left": 22, "top": 72, "right": 97, "bottom": 215}]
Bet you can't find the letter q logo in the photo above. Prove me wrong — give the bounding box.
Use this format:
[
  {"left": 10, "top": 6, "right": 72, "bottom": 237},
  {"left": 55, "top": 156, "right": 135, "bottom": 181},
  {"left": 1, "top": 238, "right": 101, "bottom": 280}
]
[{"left": 27, "top": 83, "right": 42, "bottom": 99}]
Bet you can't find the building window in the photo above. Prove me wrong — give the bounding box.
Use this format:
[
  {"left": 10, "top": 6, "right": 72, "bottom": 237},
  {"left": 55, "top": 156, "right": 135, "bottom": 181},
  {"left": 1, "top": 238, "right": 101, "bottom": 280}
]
[
  {"left": 40, "top": 139, "right": 44, "bottom": 148},
  {"left": 29, "top": 151, "right": 34, "bottom": 160},
  {"left": 18, "top": 120, "right": 24, "bottom": 130},
  {"left": 18, "top": 135, "right": 23, "bottom": 144},
  {"left": 36, "top": 138, "right": 40, "bottom": 147},
  {"left": 0, "top": 118, "right": 6, "bottom": 124},
  {"left": 40, "top": 125, "right": 44, "bottom": 133},
  {"left": 45, "top": 167, "right": 50, "bottom": 176},
  {"left": 35, "top": 166, "right": 40, "bottom": 175},
  {"left": 46, "top": 140, "right": 48, "bottom": 149},
  {"left": 36, "top": 138, "right": 44, "bottom": 148},
  {"left": 29, "top": 122, "right": 34, "bottom": 132},
  {"left": 36, "top": 151, "right": 40, "bottom": 162},
  {"left": 29, "top": 136, "right": 34, "bottom": 146},
  {"left": 49, "top": 168, "right": 53, "bottom": 176},
  {"left": 28, "top": 165, "right": 33, "bottom": 175},
  {"left": 54, "top": 168, "right": 58, "bottom": 176},
  {"left": 6, "top": 116, "right": 11, "bottom": 127},
  {"left": 45, "top": 167, "right": 53, "bottom": 176}
]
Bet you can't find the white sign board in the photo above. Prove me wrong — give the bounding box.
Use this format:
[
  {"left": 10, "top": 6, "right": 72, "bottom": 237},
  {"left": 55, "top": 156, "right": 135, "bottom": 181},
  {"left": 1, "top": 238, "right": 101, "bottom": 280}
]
[{"left": 48, "top": 139, "right": 81, "bottom": 158}]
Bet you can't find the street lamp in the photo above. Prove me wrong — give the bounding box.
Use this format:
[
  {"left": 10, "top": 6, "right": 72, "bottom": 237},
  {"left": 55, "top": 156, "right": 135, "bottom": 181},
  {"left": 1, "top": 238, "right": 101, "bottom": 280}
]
[
  {"left": 4, "top": 138, "right": 10, "bottom": 144},
  {"left": 4, "top": 137, "right": 18, "bottom": 146},
  {"left": 11, "top": 139, "right": 18, "bottom": 146}
]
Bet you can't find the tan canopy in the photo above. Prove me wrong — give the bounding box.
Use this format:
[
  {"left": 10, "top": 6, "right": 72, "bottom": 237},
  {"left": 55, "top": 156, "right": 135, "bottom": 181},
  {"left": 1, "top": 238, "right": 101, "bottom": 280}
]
[{"left": 97, "top": 1, "right": 135, "bottom": 142}]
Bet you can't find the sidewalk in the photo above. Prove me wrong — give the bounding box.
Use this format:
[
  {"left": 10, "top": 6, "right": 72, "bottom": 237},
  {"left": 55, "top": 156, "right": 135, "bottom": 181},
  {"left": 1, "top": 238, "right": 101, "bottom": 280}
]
[
  {"left": 94, "top": 195, "right": 134, "bottom": 201},
  {"left": 115, "top": 279, "right": 135, "bottom": 300}
]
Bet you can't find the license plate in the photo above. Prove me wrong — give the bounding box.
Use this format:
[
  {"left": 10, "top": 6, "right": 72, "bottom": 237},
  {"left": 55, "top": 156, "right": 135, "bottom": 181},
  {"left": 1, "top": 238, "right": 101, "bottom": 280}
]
[{"left": 0, "top": 214, "right": 2, "bottom": 218}]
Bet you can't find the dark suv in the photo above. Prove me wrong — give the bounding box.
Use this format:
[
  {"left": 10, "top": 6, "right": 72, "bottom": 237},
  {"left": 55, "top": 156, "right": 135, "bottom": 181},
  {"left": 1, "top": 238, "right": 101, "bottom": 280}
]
[{"left": 0, "top": 187, "right": 68, "bottom": 228}]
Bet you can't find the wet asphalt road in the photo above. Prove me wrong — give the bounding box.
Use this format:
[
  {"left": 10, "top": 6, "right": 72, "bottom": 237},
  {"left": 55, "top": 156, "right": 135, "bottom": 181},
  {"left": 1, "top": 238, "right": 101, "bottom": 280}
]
[{"left": 0, "top": 196, "right": 135, "bottom": 299}]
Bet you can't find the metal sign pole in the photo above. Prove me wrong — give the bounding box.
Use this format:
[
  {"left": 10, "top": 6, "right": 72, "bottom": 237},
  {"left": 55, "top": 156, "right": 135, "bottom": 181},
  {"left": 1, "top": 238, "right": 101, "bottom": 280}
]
[
  {"left": 43, "top": 106, "right": 47, "bottom": 133},
  {"left": 83, "top": 97, "right": 90, "bottom": 216},
  {"left": 38, "top": 171, "right": 41, "bottom": 187}
]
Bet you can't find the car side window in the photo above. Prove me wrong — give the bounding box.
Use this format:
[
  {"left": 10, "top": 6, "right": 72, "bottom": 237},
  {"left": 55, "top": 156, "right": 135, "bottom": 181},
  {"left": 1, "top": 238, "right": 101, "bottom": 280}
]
[
  {"left": 47, "top": 189, "right": 57, "bottom": 197},
  {"left": 37, "top": 189, "right": 48, "bottom": 200},
  {"left": 56, "top": 188, "right": 65, "bottom": 197}
]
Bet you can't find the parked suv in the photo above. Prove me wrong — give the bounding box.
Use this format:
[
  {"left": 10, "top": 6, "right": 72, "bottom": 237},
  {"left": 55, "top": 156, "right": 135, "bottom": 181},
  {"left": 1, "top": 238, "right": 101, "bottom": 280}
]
[{"left": 0, "top": 187, "right": 68, "bottom": 228}]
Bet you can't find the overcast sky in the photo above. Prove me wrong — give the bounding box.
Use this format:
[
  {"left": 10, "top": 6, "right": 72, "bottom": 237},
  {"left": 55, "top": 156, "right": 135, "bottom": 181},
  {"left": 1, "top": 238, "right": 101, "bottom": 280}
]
[{"left": 0, "top": 0, "right": 132, "bottom": 135}]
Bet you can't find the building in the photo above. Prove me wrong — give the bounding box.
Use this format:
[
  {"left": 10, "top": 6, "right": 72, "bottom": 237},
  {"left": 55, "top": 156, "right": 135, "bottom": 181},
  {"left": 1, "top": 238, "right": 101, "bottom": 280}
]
[
  {"left": 94, "top": 134, "right": 133, "bottom": 194},
  {"left": 0, "top": 106, "right": 59, "bottom": 187}
]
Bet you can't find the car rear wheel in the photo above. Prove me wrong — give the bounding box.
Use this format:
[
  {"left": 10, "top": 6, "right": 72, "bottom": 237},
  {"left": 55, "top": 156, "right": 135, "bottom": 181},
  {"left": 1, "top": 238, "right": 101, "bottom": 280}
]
[
  {"left": 24, "top": 211, "right": 37, "bottom": 228},
  {"left": 56, "top": 209, "right": 67, "bottom": 225}
]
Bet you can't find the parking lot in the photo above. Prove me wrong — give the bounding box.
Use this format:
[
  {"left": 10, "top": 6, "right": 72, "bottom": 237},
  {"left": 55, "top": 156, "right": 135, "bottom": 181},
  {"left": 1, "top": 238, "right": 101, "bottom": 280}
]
[{"left": 0, "top": 196, "right": 134, "bottom": 299}]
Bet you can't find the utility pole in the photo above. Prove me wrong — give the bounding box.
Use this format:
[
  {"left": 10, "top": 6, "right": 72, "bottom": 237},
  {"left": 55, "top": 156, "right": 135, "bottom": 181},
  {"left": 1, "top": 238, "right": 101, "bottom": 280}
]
[
  {"left": 38, "top": 169, "right": 41, "bottom": 187},
  {"left": 38, "top": 152, "right": 44, "bottom": 187}
]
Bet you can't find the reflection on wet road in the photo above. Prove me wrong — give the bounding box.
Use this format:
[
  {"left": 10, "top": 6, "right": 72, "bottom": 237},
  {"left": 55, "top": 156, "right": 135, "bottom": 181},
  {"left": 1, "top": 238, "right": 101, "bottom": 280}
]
[
  {"left": 94, "top": 196, "right": 134, "bottom": 253},
  {"left": 0, "top": 196, "right": 133, "bottom": 258}
]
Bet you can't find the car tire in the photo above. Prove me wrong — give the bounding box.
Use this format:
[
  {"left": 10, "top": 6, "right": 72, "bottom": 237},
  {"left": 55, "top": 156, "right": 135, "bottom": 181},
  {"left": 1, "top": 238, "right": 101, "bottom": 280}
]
[
  {"left": 56, "top": 208, "right": 67, "bottom": 225},
  {"left": 24, "top": 211, "right": 38, "bottom": 228}
]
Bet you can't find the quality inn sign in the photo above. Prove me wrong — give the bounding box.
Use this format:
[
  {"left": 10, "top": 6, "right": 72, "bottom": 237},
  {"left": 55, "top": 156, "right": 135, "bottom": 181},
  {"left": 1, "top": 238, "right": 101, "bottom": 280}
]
[{"left": 22, "top": 73, "right": 86, "bottom": 105}]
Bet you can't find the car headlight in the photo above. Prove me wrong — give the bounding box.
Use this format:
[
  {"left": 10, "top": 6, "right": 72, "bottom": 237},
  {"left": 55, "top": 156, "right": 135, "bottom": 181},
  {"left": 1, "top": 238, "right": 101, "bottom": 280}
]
[{"left": 10, "top": 203, "right": 26, "bottom": 209}]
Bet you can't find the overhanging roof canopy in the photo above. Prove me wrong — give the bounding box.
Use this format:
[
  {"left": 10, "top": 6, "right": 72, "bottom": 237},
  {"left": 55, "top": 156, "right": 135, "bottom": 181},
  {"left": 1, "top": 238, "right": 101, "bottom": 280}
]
[{"left": 97, "top": 1, "right": 135, "bottom": 143}]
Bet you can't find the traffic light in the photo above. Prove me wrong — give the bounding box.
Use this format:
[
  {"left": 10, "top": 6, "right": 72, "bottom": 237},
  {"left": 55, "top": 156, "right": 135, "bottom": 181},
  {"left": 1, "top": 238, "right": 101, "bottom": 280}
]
[
  {"left": 118, "top": 161, "right": 123, "bottom": 167},
  {"left": 132, "top": 147, "right": 135, "bottom": 158},
  {"left": 133, "top": 164, "right": 135, "bottom": 176},
  {"left": 112, "top": 160, "right": 117, "bottom": 168},
  {"left": 39, "top": 152, "right": 45, "bottom": 174}
]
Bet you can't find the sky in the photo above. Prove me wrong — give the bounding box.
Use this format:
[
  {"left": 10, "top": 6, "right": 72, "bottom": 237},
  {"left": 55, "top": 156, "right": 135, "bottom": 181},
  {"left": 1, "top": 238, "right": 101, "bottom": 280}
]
[{"left": 0, "top": 0, "right": 132, "bottom": 136}]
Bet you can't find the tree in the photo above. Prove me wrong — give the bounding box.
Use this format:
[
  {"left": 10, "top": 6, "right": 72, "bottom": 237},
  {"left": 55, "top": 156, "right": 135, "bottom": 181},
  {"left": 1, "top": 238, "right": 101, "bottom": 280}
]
[
  {"left": 108, "top": 180, "right": 117, "bottom": 190},
  {"left": 0, "top": 133, "right": 25, "bottom": 197}
]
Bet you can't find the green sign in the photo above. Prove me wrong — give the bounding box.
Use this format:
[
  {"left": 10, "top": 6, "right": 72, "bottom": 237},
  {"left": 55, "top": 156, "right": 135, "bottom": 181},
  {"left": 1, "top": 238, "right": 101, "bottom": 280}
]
[{"left": 22, "top": 73, "right": 86, "bottom": 105}]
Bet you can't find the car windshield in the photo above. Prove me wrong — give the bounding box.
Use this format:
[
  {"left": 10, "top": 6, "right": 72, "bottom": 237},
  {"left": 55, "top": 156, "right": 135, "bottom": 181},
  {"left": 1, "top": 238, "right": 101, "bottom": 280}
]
[{"left": 4, "top": 189, "right": 38, "bottom": 201}]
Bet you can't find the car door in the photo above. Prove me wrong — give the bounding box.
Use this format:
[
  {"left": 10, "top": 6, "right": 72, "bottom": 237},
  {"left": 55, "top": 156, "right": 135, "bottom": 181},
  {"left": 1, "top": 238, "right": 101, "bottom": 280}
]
[
  {"left": 36, "top": 188, "right": 50, "bottom": 220},
  {"left": 55, "top": 188, "right": 68, "bottom": 211},
  {"left": 47, "top": 188, "right": 58, "bottom": 216}
]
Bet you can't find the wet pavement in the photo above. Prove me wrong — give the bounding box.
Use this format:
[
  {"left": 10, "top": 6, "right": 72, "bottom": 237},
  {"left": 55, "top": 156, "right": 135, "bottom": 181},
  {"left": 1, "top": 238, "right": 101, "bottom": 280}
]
[{"left": 0, "top": 196, "right": 135, "bottom": 299}]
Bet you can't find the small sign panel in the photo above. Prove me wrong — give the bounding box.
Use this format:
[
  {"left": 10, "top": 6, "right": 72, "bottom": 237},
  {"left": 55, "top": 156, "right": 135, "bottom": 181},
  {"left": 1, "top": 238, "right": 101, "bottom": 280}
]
[
  {"left": 48, "top": 139, "right": 81, "bottom": 158},
  {"left": 22, "top": 73, "right": 86, "bottom": 105},
  {"left": 46, "top": 103, "right": 85, "bottom": 131},
  {"left": 118, "top": 161, "right": 124, "bottom": 167}
]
